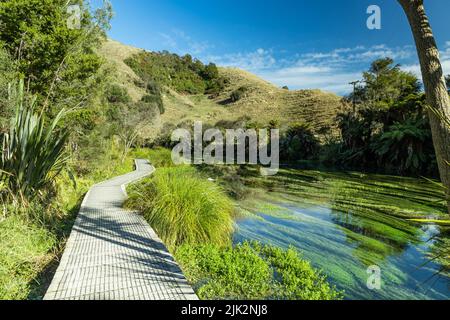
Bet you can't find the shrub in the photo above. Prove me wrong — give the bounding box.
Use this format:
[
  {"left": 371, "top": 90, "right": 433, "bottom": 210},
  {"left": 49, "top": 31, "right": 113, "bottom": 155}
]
[
  {"left": 230, "top": 86, "right": 248, "bottom": 102},
  {"left": 141, "top": 94, "right": 164, "bottom": 114},
  {"left": 280, "top": 122, "right": 320, "bottom": 161},
  {"left": 1, "top": 80, "right": 69, "bottom": 202},
  {"left": 106, "top": 84, "right": 131, "bottom": 104},
  {"left": 175, "top": 242, "right": 343, "bottom": 300},
  {"left": 125, "top": 166, "right": 234, "bottom": 250}
]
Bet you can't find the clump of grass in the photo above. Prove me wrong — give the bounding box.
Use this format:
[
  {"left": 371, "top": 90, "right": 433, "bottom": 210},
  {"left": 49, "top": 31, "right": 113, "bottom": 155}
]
[
  {"left": 0, "top": 215, "right": 56, "bottom": 300},
  {"left": 125, "top": 166, "right": 234, "bottom": 250},
  {"left": 132, "top": 147, "right": 174, "bottom": 168},
  {"left": 175, "top": 241, "right": 343, "bottom": 300}
]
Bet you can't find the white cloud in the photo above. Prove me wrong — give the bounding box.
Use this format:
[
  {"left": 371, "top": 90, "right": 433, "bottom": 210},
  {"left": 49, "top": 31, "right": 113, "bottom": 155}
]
[
  {"left": 211, "top": 44, "right": 418, "bottom": 94},
  {"left": 159, "top": 33, "right": 177, "bottom": 48},
  {"left": 300, "top": 44, "right": 414, "bottom": 67},
  {"left": 260, "top": 67, "right": 361, "bottom": 93},
  {"left": 401, "top": 42, "right": 450, "bottom": 80},
  {"left": 158, "top": 29, "right": 211, "bottom": 55},
  {"left": 207, "top": 48, "right": 277, "bottom": 71}
]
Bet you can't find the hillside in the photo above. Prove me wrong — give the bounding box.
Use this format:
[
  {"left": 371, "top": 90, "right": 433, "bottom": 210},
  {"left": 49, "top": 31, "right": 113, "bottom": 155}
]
[{"left": 98, "top": 39, "right": 344, "bottom": 138}]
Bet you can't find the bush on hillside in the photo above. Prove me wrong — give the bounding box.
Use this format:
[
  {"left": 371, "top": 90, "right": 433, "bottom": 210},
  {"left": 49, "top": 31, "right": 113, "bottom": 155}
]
[
  {"left": 106, "top": 84, "right": 131, "bottom": 104},
  {"left": 230, "top": 86, "right": 248, "bottom": 102},
  {"left": 125, "top": 51, "right": 225, "bottom": 95},
  {"left": 141, "top": 94, "right": 164, "bottom": 114}
]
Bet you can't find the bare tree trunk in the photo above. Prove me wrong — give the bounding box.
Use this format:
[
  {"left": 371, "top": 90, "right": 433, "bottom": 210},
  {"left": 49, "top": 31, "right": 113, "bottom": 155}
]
[{"left": 398, "top": 0, "right": 450, "bottom": 213}]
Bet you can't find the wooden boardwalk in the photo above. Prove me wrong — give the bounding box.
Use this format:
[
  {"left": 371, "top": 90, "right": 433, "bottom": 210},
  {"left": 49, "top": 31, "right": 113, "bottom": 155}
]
[{"left": 44, "top": 160, "right": 197, "bottom": 300}]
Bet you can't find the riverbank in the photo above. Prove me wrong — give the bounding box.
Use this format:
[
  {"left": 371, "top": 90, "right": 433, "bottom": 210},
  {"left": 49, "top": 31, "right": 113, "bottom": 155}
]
[
  {"left": 125, "top": 148, "right": 343, "bottom": 300},
  {"left": 183, "top": 152, "right": 449, "bottom": 299}
]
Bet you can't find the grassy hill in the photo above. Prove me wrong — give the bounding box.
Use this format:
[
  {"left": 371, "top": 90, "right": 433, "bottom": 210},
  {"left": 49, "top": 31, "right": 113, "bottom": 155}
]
[{"left": 98, "top": 39, "right": 344, "bottom": 138}]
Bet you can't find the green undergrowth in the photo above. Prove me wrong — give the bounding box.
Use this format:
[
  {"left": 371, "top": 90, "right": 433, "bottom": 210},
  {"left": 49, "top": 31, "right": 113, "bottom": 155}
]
[
  {"left": 175, "top": 242, "right": 343, "bottom": 300},
  {"left": 0, "top": 145, "right": 141, "bottom": 300},
  {"left": 0, "top": 215, "right": 56, "bottom": 300}
]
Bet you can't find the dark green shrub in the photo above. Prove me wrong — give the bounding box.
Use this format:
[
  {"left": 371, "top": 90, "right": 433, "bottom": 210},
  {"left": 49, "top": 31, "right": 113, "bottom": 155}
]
[
  {"left": 141, "top": 94, "right": 164, "bottom": 114},
  {"left": 280, "top": 122, "right": 320, "bottom": 161},
  {"left": 125, "top": 51, "right": 225, "bottom": 95},
  {"left": 230, "top": 86, "right": 248, "bottom": 102},
  {"left": 106, "top": 84, "right": 131, "bottom": 104}
]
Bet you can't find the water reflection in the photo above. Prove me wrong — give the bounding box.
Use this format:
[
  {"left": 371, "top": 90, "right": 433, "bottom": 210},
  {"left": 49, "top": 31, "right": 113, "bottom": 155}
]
[{"left": 233, "top": 169, "right": 450, "bottom": 300}]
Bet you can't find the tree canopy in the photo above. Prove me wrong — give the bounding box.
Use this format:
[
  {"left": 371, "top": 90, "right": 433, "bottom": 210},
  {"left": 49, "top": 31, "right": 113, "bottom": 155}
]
[{"left": 0, "top": 0, "right": 112, "bottom": 109}]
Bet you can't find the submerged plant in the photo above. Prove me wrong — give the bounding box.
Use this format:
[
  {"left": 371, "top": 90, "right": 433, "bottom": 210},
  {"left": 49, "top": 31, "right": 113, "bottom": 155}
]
[{"left": 0, "top": 80, "right": 69, "bottom": 203}]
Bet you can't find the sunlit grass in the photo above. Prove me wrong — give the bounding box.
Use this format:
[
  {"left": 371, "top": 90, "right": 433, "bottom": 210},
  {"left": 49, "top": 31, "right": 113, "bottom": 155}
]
[
  {"left": 175, "top": 242, "right": 343, "bottom": 300},
  {"left": 0, "top": 215, "right": 55, "bottom": 300},
  {"left": 125, "top": 166, "right": 234, "bottom": 250}
]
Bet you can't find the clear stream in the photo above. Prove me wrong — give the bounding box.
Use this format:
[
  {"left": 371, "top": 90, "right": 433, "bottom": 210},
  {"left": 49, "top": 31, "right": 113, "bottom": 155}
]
[{"left": 232, "top": 168, "right": 450, "bottom": 300}]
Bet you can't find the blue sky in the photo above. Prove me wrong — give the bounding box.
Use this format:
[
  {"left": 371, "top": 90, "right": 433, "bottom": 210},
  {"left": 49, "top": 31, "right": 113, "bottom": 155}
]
[{"left": 100, "top": 0, "right": 450, "bottom": 94}]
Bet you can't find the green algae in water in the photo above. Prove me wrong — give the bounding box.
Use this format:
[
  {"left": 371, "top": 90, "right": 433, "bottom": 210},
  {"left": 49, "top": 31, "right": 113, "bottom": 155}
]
[{"left": 233, "top": 168, "right": 450, "bottom": 300}]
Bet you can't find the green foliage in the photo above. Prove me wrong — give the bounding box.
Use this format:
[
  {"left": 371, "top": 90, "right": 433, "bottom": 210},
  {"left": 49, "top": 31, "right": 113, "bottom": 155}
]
[
  {"left": 0, "top": 80, "right": 69, "bottom": 202},
  {"left": 141, "top": 94, "right": 164, "bottom": 114},
  {"left": 0, "top": 0, "right": 112, "bottom": 105},
  {"left": 143, "top": 80, "right": 164, "bottom": 114},
  {"left": 280, "top": 122, "right": 319, "bottom": 161},
  {"left": 0, "top": 215, "right": 56, "bottom": 300},
  {"left": 326, "top": 57, "right": 437, "bottom": 175},
  {"left": 445, "top": 75, "right": 450, "bottom": 90},
  {"left": 125, "top": 51, "right": 224, "bottom": 95},
  {"left": 0, "top": 47, "right": 16, "bottom": 126},
  {"left": 63, "top": 108, "right": 99, "bottom": 132},
  {"left": 230, "top": 86, "right": 248, "bottom": 102},
  {"left": 355, "top": 58, "right": 420, "bottom": 108},
  {"left": 133, "top": 147, "right": 174, "bottom": 168},
  {"left": 175, "top": 242, "right": 343, "bottom": 300},
  {"left": 125, "top": 165, "right": 234, "bottom": 251},
  {"left": 106, "top": 84, "right": 131, "bottom": 104},
  {"left": 373, "top": 118, "right": 431, "bottom": 173}
]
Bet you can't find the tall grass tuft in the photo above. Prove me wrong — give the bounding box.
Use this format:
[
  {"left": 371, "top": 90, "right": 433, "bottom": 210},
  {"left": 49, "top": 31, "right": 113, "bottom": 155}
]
[
  {"left": 125, "top": 166, "right": 234, "bottom": 250},
  {"left": 133, "top": 147, "right": 174, "bottom": 168},
  {"left": 0, "top": 80, "right": 69, "bottom": 203}
]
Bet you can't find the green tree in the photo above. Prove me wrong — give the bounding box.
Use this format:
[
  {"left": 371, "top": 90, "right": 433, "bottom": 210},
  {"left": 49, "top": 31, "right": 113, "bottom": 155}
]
[
  {"left": 334, "top": 58, "right": 436, "bottom": 174},
  {"left": 0, "top": 47, "right": 16, "bottom": 129},
  {"left": 373, "top": 118, "right": 432, "bottom": 174},
  {"left": 0, "top": 0, "right": 112, "bottom": 109},
  {"left": 281, "top": 123, "right": 319, "bottom": 161},
  {"left": 357, "top": 58, "right": 420, "bottom": 110}
]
